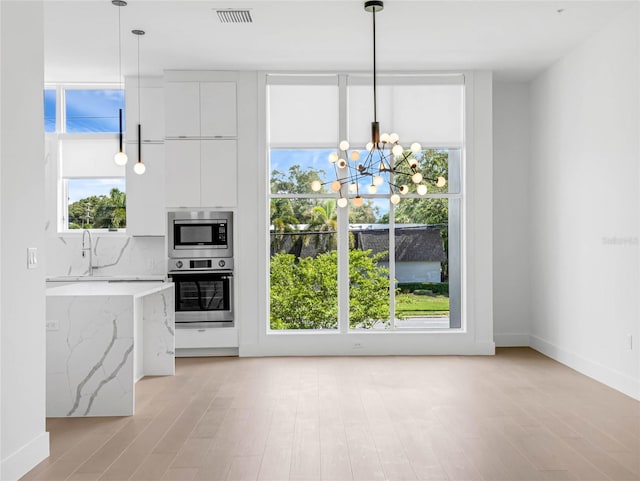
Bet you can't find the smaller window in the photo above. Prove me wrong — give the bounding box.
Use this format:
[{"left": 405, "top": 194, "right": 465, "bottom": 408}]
[
  {"left": 65, "top": 89, "right": 125, "bottom": 133},
  {"left": 65, "top": 178, "right": 126, "bottom": 230},
  {"left": 44, "top": 89, "right": 56, "bottom": 132}
]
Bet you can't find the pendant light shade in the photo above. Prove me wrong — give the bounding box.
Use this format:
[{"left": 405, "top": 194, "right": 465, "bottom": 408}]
[{"left": 112, "top": 0, "right": 128, "bottom": 166}]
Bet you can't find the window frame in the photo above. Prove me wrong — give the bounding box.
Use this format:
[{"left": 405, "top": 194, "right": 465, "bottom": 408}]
[
  {"left": 266, "top": 73, "right": 465, "bottom": 335},
  {"left": 45, "top": 83, "right": 128, "bottom": 233}
]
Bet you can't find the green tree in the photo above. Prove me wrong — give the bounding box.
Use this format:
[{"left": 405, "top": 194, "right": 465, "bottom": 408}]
[
  {"left": 68, "top": 188, "right": 126, "bottom": 229},
  {"left": 270, "top": 249, "right": 391, "bottom": 330}
]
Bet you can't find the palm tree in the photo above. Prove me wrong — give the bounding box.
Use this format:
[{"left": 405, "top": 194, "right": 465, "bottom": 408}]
[
  {"left": 305, "top": 199, "right": 337, "bottom": 251},
  {"left": 270, "top": 198, "right": 300, "bottom": 253}
]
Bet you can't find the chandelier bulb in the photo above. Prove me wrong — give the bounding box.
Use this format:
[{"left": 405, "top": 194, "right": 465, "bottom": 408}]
[
  {"left": 330, "top": 180, "right": 341, "bottom": 192},
  {"left": 350, "top": 150, "right": 361, "bottom": 161},
  {"left": 380, "top": 133, "right": 390, "bottom": 144},
  {"left": 436, "top": 176, "right": 447, "bottom": 188},
  {"left": 409, "top": 159, "right": 418, "bottom": 169},
  {"left": 389, "top": 133, "right": 399, "bottom": 144},
  {"left": 339, "top": 140, "right": 350, "bottom": 151},
  {"left": 348, "top": 182, "right": 358, "bottom": 193},
  {"left": 329, "top": 152, "right": 339, "bottom": 163},
  {"left": 392, "top": 144, "right": 403, "bottom": 157},
  {"left": 337, "top": 158, "right": 347, "bottom": 169},
  {"left": 399, "top": 184, "right": 409, "bottom": 195},
  {"left": 390, "top": 193, "right": 401, "bottom": 205},
  {"left": 311, "top": 180, "right": 322, "bottom": 192},
  {"left": 365, "top": 142, "right": 374, "bottom": 152},
  {"left": 373, "top": 175, "right": 384, "bottom": 186},
  {"left": 337, "top": 197, "right": 348, "bottom": 208},
  {"left": 411, "top": 172, "right": 423, "bottom": 184},
  {"left": 353, "top": 196, "right": 364, "bottom": 207},
  {"left": 417, "top": 184, "right": 428, "bottom": 195},
  {"left": 367, "top": 184, "right": 377, "bottom": 194},
  {"left": 114, "top": 151, "right": 128, "bottom": 166},
  {"left": 410, "top": 142, "right": 422, "bottom": 154}
]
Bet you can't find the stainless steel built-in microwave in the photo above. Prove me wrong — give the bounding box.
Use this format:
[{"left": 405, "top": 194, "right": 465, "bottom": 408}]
[{"left": 168, "top": 210, "right": 233, "bottom": 259}]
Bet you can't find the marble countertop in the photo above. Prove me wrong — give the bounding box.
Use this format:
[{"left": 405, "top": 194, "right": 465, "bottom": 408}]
[
  {"left": 46, "top": 275, "right": 166, "bottom": 282},
  {"left": 46, "top": 281, "right": 172, "bottom": 298}
]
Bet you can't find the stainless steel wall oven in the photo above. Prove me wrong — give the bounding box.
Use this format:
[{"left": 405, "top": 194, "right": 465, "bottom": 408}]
[{"left": 167, "top": 211, "right": 234, "bottom": 327}]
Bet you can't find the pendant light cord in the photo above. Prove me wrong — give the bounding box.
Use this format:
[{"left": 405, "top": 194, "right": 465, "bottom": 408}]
[
  {"left": 137, "top": 32, "right": 141, "bottom": 163},
  {"left": 118, "top": 5, "right": 122, "bottom": 87},
  {"left": 137, "top": 33, "right": 140, "bottom": 122},
  {"left": 372, "top": 6, "right": 377, "bottom": 123}
]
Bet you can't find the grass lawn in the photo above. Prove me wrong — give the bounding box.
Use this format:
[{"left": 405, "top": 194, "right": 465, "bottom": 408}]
[{"left": 396, "top": 293, "right": 450, "bottom": 317}]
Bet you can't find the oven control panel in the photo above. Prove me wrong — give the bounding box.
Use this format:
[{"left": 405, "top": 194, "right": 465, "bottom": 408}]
[{"left": 168, "top": 257, "right": 234, "bottom": 272}]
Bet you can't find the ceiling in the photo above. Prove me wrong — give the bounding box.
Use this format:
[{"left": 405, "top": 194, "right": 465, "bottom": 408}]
[{"left": 44, "top": 0, "right": 636, "bottom": 84}]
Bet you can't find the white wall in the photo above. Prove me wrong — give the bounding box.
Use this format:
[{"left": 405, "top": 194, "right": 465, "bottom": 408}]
[
  {"left": 529, "top": 4, "right": 639, "bottom": 400},
  {"left": 0, "top": 2, "right": 50, "bottom": 480},
  {"left": 492, "top": 82, "right": 531, "bottom": 346}
]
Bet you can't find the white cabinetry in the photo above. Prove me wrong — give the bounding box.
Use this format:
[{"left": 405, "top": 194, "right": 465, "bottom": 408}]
[
  {"left": 125, "top": 82, "right": 165, "bottom": 142},
  {"left": 165, "top": 82, "right": 200, "bottom": 138},
  {"left": 200, "top": 82, "right": 237, "bottom": 138},
  {"left": 165, "top": 81, "right": 236, "bottom": 138},
  {"left": 165, "top": 139, "right": 237, "bottom": 208},
  {"left": 164, "top": 73, "right": 238, "bottom": 208},
  {"left": 126, "top": 143, "right": 165, "bottom": 235},
  {"left": 175, "top": 327, "right": 238, "bottom": 349},
  {"left": 124, "top": 76, "right": 166, "bottom": 235}
]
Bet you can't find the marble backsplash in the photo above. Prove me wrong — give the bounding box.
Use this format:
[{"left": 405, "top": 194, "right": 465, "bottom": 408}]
[{"left": 46, "top": 234, "right": 166, "bottom": 277}]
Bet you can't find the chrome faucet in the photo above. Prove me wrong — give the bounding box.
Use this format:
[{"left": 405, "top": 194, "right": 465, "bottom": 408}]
[{"left": 81, "top": 229, "right": 93, "bottom": 276}]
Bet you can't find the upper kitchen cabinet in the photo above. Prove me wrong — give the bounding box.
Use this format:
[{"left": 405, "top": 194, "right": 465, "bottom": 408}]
[
  {"left": 165, "top": 81, "right": 237, "bottom": 139},
  {"left": 165, "top": 139, "right": 237, "bottom": 208},
  {"left": 126, "top": 143, "right": 166, "bottom": 235},
  {"left": 125, "top": 77, "right": 165, "bottom": 143},
  {"left": 200, "top": 82, "right": 237, "bottom": 138}
]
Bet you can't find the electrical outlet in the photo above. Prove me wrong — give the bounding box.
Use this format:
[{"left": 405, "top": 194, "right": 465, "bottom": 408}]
[
  {"left": 353, "top": 342, "right": 363, "bottom": 349},
  {"left": 46, "top": 320, "right": 59, "bottom": 331}
]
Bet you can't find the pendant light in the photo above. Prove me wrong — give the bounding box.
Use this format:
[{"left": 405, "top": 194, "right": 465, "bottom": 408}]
[
  {"left": 132, "top": 28, "right": 146, "bottom": 175},
  {"left": 112, "top": 0, "right": 128, "bottom": 166},
  {"left": 311, "top": 0, "right": 446, "bottom": 207}
]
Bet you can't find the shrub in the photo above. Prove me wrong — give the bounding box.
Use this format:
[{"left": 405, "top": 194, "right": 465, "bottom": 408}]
[
  {"left": 397, "top": 282, "right": 449, "bottom": 296},
  {"left": 270, "top": 249, "right": 391, "bottom": 330}
]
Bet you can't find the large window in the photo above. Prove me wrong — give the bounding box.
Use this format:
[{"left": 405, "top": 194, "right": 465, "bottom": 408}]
[
  {"left": 267, "top": 74, "right": 464, "bottom": 332},
  {"left": 45, "top": 86, "right": 127, "bottom": 230}
]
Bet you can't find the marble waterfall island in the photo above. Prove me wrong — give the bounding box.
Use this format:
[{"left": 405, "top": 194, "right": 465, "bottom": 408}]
[{"left": 46, "top": 281, "right": 174, "bottom": 417}]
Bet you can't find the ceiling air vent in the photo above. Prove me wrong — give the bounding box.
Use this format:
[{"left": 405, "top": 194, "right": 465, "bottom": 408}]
[{"left": 216, "top": 9, "right": 253, "bottom": 24}]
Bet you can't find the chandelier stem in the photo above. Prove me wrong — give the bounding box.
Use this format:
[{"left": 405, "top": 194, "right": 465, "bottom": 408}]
[{"left": 372, "top": 4, "right": 377, "bottom": 123}]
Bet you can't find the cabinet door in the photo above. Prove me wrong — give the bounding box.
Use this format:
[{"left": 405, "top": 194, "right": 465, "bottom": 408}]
[
  {"left": 200, "top": 82, "right": 237, "bottom": 138},
  {"left": 126, "top": 143, "right": 165, "bottom": 235},
  {"left": 165, "top": 82, "right": 200, "bottom": 138},
  {"left": 165, "top": 140, "right": 201, "bottom": 207},
  {"left": 200, "top": 139, "right": 237, "bottom": 207},
  {"left": 126, "top": 86, "right": 165, "bottom": 142}
]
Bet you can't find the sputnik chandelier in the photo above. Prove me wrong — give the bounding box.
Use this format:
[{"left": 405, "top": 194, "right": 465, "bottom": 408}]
[{"left": 310, "top": 0, "right": 446, "bottom": 207}]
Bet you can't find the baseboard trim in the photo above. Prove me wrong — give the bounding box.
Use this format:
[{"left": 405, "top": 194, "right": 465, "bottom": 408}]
[
  {"left": 529, "top": 335, "right": 640, "bottom": 401},
  {"left": 494, "top": 333, "right": 530, "bottom": 347},
  {"left": 1, "top": 431, "right": 49, "bottom": 481}
]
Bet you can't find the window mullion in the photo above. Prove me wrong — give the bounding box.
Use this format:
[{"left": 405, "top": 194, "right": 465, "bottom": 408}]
[{"left": 337, "top": 73, "right": 349, "bottom": 334}]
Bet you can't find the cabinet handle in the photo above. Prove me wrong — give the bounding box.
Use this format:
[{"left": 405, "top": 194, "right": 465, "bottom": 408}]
[
  {"left": 198, "top": 329, "right": 206, "bottom": 332},
  {"left": 178, "top": 135, "right": 187, "bottom": 138}
]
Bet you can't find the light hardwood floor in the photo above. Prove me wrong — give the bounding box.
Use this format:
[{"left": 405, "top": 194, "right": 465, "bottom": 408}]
[{"left": 21, "top": 348, "right": 640, "bottom": 481}]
